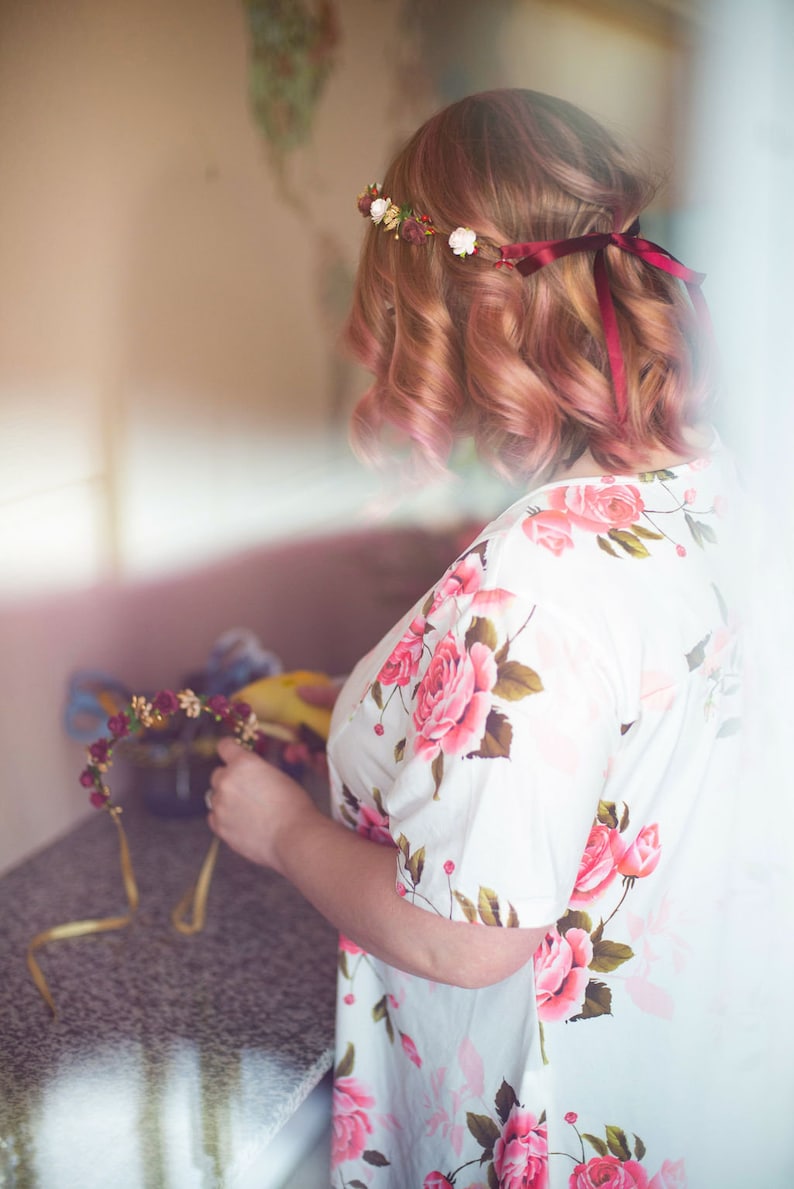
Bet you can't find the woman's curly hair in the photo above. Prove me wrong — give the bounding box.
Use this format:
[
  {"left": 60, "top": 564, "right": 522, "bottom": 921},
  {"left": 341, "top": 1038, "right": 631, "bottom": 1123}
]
[{"left": 345, "top": 89, "right": 713, "bottom": 484}]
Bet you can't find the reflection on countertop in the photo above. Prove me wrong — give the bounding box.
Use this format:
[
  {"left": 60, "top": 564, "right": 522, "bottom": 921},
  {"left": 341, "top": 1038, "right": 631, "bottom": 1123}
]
[{"left": 0, "top": 791, "right": 337, "bottom": 1188}]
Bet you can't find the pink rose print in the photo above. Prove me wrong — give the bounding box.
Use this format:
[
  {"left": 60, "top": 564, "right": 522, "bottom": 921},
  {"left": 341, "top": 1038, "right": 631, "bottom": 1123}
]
[
  {"left": 570, "top": 1154, "right": 649, "bottom": 1188},
  {"left": 617, "top": 824, "right": 661, "bottom": 879},
  {"left": 377, "top": 614, "right": 426, "bottom": 687},
  {"left": 648, "top": 1158, "right": 687, "bottom": 1189},
  {"left": 400, "top": 1031, "right": 422, "bottom": 1068},
  {"left": 413, "top": 632, "right": 497, "bottom": 762},
  {"left": 338, "top": 934, "right": 364, "bottom": 956},
  {"left": 431, "top": 552, "right": 485, "bottom": 611},
  {"left": 523, "top": 509, "right": 575, "bottom": 556},
  {"left": 569, "top": 822, "right": 627, "bottom": 906},
  {"left": 548, "top": 483, "right": 645, "bottom": 532},
  {"left": 493, "top": 1104, "right": 549, "bottom": 1189},
  {"left": 331, "top": 1076, "right": 375, "bottom": 1167},
  {"left": 353, "top": 802, "right": 392, "bottom": 847},
  {"left": 424, "top": 1174, "right": 454, "bottom": 1189},
  {"left": 377, "top": 613, "right": 427, "bottom": 689},
  {"left": 534, "top": 927, "right": 593, "bottom": 1022}
]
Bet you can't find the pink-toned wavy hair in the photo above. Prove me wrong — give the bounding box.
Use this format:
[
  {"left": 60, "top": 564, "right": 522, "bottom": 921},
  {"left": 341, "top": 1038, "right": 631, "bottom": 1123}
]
[{"left": 345, "top": 89, "right": 713, "bottom": 483}]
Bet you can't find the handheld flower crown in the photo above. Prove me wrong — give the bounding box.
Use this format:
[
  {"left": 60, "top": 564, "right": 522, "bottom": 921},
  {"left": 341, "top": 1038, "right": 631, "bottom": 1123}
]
[
  {"left": 357, "top": 184, "right": 711, "bottom": 425},
  {"left": 27, "top": 689, "right": 294, "bottom": 1016}
]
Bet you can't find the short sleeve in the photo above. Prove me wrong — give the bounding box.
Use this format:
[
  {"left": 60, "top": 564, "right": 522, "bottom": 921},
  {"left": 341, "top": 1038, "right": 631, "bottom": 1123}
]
[{"left": 382, "top": 582, "right": 621, "bottom": 930}]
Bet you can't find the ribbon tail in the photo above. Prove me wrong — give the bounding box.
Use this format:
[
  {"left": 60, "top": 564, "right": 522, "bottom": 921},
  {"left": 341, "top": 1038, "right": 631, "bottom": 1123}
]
[
  {"left": 171, "top": 836, "right": 220, "bottom": 936},
  {"left": 593, "top": 250, "right": 629, "bottom": 425},
  {"left": 26, "top": 808, "right": 139, "bottom": 1017}
]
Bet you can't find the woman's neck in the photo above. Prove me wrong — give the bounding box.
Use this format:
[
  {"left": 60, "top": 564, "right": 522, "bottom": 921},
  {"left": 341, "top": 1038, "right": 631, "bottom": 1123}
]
[{"left": 551, "top": 425, "right": 713, "bottom": 484}]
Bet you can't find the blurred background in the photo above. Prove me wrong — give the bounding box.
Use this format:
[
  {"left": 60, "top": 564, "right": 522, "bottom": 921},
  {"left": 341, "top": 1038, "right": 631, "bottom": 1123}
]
[{"left": 0, "top": 0, "right": 791, "bottom": 878}]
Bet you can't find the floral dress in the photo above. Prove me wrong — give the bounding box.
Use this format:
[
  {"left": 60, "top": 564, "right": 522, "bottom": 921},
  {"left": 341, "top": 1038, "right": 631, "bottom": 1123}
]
[{"left": 326, "top": 442, "right": 744, "bottom": 1189}]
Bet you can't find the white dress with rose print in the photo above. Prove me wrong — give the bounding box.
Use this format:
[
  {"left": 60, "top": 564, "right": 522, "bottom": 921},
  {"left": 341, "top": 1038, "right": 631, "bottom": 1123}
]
[{"left": 326, "top": 443, "right": 746, "bottom": 1189}]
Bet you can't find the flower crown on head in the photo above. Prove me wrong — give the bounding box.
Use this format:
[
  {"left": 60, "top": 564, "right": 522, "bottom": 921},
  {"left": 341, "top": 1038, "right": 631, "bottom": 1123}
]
[
  {"left": 355, "top": 181, "right": 712, "bottom": 427},
  {"left": 356, "top": 183, "right": 478, "bottom": 257}
]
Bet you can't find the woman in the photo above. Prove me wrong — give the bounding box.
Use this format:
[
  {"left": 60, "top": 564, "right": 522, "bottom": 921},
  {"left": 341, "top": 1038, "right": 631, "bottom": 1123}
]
[{"left": 208, "top": 91, "right": 743, "bottom": 1187}]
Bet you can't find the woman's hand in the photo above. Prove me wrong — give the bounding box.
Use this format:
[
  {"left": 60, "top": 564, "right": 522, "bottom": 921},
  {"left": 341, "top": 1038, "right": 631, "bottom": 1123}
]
[
  {"left": 207, "top": 728, "right": 547, "bottom": 989},
  {"left": 207, "top": 737, "right": 318, "bottom": 872}
]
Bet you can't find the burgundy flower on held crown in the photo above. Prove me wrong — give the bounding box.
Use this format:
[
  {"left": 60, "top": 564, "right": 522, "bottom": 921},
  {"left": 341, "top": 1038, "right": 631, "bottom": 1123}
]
[{"left": 152, "top": 689, "right": 180, "bottom": 715}]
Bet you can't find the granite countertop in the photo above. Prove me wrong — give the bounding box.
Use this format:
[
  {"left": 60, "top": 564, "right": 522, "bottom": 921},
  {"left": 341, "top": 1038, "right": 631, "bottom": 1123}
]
[{"left": 0, "top": 789, "right": 338, "bottom": 1188}]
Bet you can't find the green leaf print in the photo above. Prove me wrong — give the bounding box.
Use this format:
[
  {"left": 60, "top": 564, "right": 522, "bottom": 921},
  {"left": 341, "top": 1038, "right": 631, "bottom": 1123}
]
[
  {"left": 583, "top": 1133, "right": 609, "bottom": 1156},
  {"left": 638, "top": 468, "right": 677, "bottom": 482},
  {"left": 453, "top": 890, "right": 479, "bottom": 923},
  {"left": 466, "top": 1111, "right": 501, "bottom": 1155},
  {"left": 394, "top": 737, "right": 406, "bottom": 763},
  {"left": 372, "top": 995, "right": 395, "bottom": 1043},
  {"left": 686, "top": 634, "right": 711, "bottom": 671},
  {"left": 589, "top": 940, "right": 635, "bottom": 973},
  {"left": 717, "top": 717, "right": 741, "bottom": 738},
  {"left": 405, "top": 845, "right": 426, "bottom": 887},
  {"left": 606, "top": 1125, "right": 632, "bottom": 1161},
  {"left": 506, "top": 901, "right": 520, "bottom": 928},
  {"left": 713, "top": 582, "right": 730, "bottom": 624},
  {"left": 685, "top": 511, "right": 718, "bottom": 549},
  {"left": 487, "top": 1162, "right": 499, "bottom": 1189},
  {"left": 431, "top": 752, "right": 444, "bottom": 799},
  {"left": 469, "top": 709, "right": 513, "bottom": 759},
  {"left": 630, "top": 522, "right": 664, "bottom": 540},
  {"left": 569, "top": 978, "right": 612, "bottom": 1021},
  {"left": 608, "top": 529, "right": 650, "bottom": 559},
  {"left": 478, "top": 886, "right": 502, "bottom": 926},
  {"left": 634, "top": 1134, "right": 647, "bottom": 1161},
  {"left": 558, "top": 908, "right": 593, "bottom": 935},
  {"left": 338, "top": 950, "right": 350, "bottom": 978},
  {"left": 465, "top": 616, "right": 499, "bottom": 652},
  {"left": 597, "top": 534, "right": 621, "bottom": 558},
  {"left": 363, "top": 1149, "right": 391, "bottom": 1166},
  {"left": 495, "top": 1079, "right": 519, "bottom": 1126},
  {"left": 335, "top": 1042, "right": 355, "bottom": 1078},
  {"left": 493, "top": 660, "right": 544, "bottom": 700},
  {"left": 597, "top": 800, "right": 620, "bottom": 829}
]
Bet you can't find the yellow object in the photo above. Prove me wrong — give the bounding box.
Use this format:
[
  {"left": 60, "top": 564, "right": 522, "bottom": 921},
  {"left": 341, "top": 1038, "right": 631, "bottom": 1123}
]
[
  {"left": 235, "top": 670, "right": 334, "bottom": 742},
  {"left": 27, "top": 807, "right": 139, "bottom": 1017}
]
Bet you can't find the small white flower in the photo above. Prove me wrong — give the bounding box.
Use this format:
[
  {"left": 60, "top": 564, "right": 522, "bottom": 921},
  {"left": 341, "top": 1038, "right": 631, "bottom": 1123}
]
[
  {"left": 370, "top": 197, "right": 390, "bottom": 224},
  {"left": 237, "top": 712, "right": 261, "bottom": 743},
  {"left": 448, "top": 226, "right": 478, "bottom": 257},
  {"left": 131, "top": 694, "right": 154, "bottom": 727},
  {"left": 177, "top": 689, "right": 202, "bottom": 719}
]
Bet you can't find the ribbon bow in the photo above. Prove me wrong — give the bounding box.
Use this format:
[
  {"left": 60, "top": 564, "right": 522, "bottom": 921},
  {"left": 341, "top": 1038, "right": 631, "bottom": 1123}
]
[{"left": 498, "top": 231, "right": 711, "bottom": 425}]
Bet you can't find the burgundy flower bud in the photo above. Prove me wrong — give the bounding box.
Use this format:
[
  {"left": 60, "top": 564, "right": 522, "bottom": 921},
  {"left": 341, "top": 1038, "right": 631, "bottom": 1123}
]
[
  {"left": 89, "top": 739, "right": 111, "bottom": 764},
  {"left": 107, "top": 712, "right": 130, "bottom": 739},
  {"left": 400, "top": 217, "right": 426, "bottom": 245},
  {"left": 357, "top": 193, "right": 373, "bottom": 215},
  {"left": 207, "top": 694, "right": 229, "bottom": 717},
  {"left": 90, "top": 790, "right": 109, "bottom": 809},
  {"left": 232, "top": 700, "right": 252, "bottom": 720},
  {"left": 152, "top": 689, "right": 179, "bottom": 715},
  {"left": 80, "top": 768, "right": 96, "bottom": 788}
]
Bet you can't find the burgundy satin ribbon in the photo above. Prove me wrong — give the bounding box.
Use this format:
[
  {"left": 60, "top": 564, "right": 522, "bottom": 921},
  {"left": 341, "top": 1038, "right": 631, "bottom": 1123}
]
[{"left": 498, "top": 231, "right": 711, "bottom": 425}]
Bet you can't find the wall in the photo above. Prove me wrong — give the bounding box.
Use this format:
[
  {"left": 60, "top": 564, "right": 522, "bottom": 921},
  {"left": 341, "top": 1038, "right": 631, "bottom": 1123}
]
[{"left": 0, "top": 0, "right": 695, "bottom": 874}]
